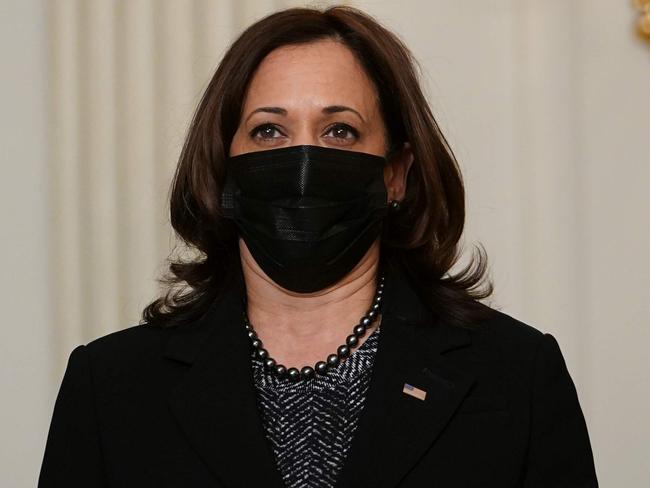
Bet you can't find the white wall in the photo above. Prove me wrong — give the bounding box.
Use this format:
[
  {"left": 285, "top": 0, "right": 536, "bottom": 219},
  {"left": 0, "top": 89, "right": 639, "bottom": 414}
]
[
  {"left": 0, "top": 1, "right": 53, "bottom": 487},
  {"left": 1, "top": 0, "right": 648, "bottom": 486},
  {"left": 573, "top": 1, "right": 650, "bottom": 483}
]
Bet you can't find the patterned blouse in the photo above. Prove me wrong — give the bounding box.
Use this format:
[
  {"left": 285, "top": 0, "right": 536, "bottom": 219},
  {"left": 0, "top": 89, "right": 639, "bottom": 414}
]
[{"left": 250, "top": 325, "right": 381, "bottom": 488}]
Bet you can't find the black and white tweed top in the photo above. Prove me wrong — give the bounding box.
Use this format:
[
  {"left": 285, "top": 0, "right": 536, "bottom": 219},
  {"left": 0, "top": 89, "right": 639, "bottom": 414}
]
[{"left": 250, "top": 324, "right": 381, "bottom": 488}]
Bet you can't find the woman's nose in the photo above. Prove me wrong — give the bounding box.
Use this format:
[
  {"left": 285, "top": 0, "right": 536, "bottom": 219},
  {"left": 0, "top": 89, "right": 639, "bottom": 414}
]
[{"left": 289, "top": 127, "right": 324, "bottom": 147}]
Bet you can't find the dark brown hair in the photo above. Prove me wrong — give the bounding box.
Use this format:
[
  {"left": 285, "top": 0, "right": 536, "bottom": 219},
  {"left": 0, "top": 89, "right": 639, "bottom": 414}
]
[{"left": 141, "top": 5, "right": 495, "bottom": 329}]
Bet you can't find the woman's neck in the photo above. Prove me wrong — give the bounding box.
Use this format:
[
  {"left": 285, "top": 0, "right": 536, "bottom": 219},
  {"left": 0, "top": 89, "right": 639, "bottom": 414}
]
[{"left": 240, "top": 239, "right": 382, "bottom": 369}]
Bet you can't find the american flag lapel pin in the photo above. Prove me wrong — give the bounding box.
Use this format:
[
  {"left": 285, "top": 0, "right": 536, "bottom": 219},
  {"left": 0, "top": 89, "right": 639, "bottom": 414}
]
[{"left": 402, "top": 383, "right": 427, "bottom": 401}]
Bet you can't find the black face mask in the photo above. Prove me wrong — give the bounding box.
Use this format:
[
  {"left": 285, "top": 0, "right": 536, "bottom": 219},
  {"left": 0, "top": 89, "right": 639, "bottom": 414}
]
[{"left": 220, "top": 144, "right": 388, "bottom": 293}]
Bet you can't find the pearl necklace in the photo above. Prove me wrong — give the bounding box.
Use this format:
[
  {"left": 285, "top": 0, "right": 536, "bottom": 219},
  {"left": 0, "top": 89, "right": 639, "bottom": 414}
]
[{"left": 243, "top": 273, "right": 385, "bottom": 382}]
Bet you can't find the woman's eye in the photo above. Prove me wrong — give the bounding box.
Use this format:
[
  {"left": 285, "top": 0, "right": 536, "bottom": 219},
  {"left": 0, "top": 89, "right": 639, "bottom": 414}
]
[
  {"left": 250, "top": 123, "right": 284, "bottom": 140},
  {"left": 249, "top": 122, "right": 359, "bottom": 143},
  {"left": 325, "top": 123, "right": 359, "bottom": 141}
]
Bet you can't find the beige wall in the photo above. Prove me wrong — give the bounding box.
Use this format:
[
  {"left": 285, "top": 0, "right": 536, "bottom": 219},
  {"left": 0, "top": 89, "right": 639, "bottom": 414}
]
[
  {"left": 0, "top": 1, "right": 52, "bottom": 487},
  {"left": 1, "top": 0, "right": 648, "bottom": 486}
]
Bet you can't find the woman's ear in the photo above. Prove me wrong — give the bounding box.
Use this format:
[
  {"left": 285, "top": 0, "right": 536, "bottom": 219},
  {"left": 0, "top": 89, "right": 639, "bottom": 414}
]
[{"left": 383, "top": 141, "right": 414, "bottom": 201}]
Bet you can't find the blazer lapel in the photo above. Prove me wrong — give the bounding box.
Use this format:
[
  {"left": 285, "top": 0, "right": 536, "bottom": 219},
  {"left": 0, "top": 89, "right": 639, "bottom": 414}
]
[
  {"left": 336, "top": 265, "right": 477, "bottom": 488},
  {"left": 163, "top": 272, "right": 285, "bottom": 487}
]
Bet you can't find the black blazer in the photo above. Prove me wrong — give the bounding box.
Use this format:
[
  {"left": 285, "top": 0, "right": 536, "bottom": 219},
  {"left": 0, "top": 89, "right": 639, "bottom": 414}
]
[{"left": 38, "top": 265, "right": 598, "bottom": 487}]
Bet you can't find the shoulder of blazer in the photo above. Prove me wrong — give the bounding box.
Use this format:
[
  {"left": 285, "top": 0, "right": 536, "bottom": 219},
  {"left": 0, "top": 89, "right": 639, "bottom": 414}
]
[
  {"left": 83, "top": 321, "right": 169, "bottom": 358},
  {"left": 77, "top": 279, "right": 244, "bottom": 376},
  {"left": 463, "top": 305, "right": 547, "bottom": 354},
  {"left": 75, "top": 322, "right": 172, "bottom": 385},
  {"left": 421, "top": 303, "right": 556, "bottom": 408},
  {"left": 428, "top": 303, "right": 548, "bottom": 372}
]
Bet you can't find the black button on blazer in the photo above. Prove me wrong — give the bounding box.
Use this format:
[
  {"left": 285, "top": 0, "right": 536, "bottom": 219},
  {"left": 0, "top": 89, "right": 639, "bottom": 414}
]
[{"left": 38, "top": 265, "right": 599, "bottom": 487}]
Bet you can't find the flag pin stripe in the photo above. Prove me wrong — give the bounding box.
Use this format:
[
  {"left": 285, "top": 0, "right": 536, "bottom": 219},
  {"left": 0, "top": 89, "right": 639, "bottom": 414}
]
[{"left": 402, "top": 383, "right": 427, "bottom": 401}]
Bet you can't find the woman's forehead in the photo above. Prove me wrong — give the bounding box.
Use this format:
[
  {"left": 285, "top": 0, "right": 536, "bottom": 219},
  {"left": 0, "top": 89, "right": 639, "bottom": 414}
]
[{"left": 242, "top": 40, "right": 379, "bottom": 118}]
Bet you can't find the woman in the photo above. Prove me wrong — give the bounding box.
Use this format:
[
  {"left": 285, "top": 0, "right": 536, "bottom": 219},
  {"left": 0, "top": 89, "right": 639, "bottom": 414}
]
[{"left": 39, "top": 5, "right": 598, "bottom": 488}]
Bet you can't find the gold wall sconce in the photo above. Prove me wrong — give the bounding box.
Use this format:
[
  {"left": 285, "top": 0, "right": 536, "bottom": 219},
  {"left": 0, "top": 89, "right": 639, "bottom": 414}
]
[{"left": 634, "top": 0, "right": 650, "bottom": 41}]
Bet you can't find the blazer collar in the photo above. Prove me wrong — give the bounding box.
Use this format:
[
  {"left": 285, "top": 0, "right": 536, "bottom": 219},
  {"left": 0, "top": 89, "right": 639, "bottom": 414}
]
[{"left": 163, "top": 263, "right": 475, "bottom": 487}]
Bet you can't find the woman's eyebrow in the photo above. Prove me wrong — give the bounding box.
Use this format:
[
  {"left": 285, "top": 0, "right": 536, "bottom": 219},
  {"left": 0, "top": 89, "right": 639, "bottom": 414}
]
[
  {"left": 322, "top": 105, "right": 365, "bottom": 123},
  {"left": 245, "top": 105, "right": 365, "bottom": 123},
  {"left": 246, "top": 106, "right": 287, "bottom": 122}
]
